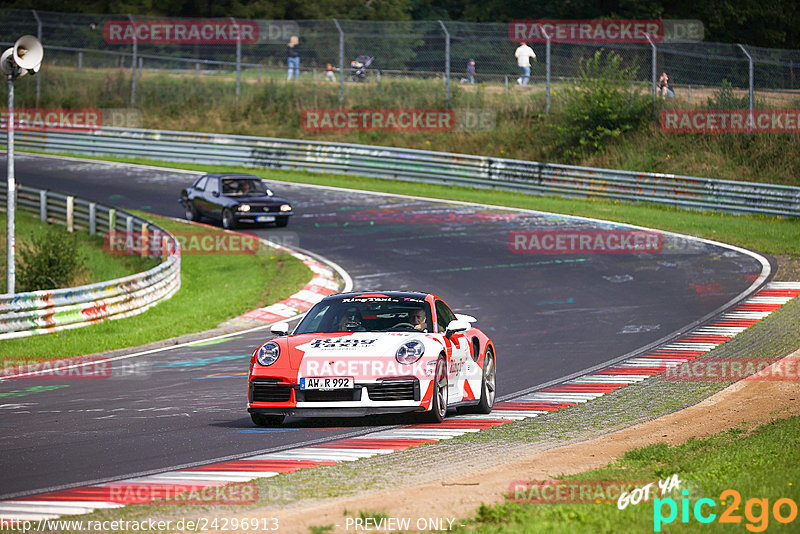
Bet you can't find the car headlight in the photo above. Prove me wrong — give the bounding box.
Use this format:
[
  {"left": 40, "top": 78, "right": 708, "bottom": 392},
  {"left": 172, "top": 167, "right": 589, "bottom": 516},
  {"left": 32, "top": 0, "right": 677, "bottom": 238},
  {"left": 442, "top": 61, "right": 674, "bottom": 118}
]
[
  {"left": 238, "top": 204, "right": 251, "bottom": 212},
  {"left": 280, "top": 204, "right": 292, "bottom": 212},
  {"left": 396, "top": 340, "right": 425, "bottom": 364},
  {"left": 256, "top": 342, "right": 280, "bottom": 366}
]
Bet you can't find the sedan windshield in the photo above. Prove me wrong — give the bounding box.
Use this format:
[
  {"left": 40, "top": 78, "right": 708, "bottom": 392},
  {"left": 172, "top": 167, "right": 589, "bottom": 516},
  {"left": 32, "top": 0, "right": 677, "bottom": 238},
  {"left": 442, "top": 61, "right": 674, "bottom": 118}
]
[
  {"left": 294, "top": 296, "right": 431, "bottom": 334},
  {"left": 221, "top": 178, "right": 270, "bottom": 196}
]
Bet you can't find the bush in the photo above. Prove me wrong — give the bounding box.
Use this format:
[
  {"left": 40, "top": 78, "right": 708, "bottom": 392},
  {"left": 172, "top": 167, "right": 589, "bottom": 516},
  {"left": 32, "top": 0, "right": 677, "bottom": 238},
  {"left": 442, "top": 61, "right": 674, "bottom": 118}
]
[
  {"left": 549, "top": 50, "right": 652, "bottom": 161},
  {"left": 18, "top": 225, "right": 86, "bottom": 292},
  {"left": 705, "top": 79, "right": 752, "bottom": 109}
]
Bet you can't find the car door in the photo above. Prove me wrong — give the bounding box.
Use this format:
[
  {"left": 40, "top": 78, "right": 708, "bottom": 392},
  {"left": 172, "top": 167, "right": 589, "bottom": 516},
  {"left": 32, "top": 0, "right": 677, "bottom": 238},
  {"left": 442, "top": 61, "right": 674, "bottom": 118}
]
[
  {"left": 204, "top": 176, "right": 222, "bottom": 221},
  {"left": 188, "top": 175, "right": 208, "bottom": 216},
  {"left": 435, "top": 299, "right": 469, "bottom": 403}
]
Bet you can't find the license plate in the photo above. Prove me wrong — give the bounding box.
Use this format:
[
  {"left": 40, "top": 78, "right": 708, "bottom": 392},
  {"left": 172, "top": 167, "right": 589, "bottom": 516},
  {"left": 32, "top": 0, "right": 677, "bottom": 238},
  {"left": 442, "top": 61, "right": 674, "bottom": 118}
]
[
  {"left": 300, "top": 377, "right": 354, "bottom": 390},
  {"left": 256, "top": 215, "right": 276, "bottom": 222}
]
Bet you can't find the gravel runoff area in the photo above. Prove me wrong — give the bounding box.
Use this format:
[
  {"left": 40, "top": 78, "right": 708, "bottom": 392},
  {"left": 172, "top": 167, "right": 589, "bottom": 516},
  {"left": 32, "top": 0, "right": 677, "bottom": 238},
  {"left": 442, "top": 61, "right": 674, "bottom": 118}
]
[{"left": 75, "top": 270, "right": 800, "bottom": 534}]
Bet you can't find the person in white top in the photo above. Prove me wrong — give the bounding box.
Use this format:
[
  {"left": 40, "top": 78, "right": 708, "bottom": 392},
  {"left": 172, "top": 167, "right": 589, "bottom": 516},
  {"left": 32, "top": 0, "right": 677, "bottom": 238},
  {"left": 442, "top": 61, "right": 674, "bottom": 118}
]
[{"left": 514, "top": 42, "right": 537, "bottom": 86}]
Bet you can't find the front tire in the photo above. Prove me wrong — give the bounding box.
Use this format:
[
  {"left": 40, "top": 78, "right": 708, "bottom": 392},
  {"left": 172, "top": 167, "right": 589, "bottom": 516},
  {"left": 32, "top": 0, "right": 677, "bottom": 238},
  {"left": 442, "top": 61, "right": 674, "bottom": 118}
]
[
  {"left": 424, "top": 356, "right": 448, "bottom": 423},
  {"left": 222, "top": 208, "right": 236, "bottom": 229},
  {"left": 251, "top": 413, "right": 285, "bottom": 427}
]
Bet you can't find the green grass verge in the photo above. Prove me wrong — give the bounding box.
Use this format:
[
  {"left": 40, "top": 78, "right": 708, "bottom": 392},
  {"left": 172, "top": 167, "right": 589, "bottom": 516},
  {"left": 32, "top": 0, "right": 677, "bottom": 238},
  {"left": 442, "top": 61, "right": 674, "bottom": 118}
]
[
  {"left": 28, "top": 151, "right": 800, "bottom": 259},
  {"left": 0, "top": 210, "right": 156, "bottom": 294},
  {"left": 1, "top": 213, "right": 313, "bottom": 360},
  {"left": 457, "top": 415, "right": 800, "bottom": 533}
]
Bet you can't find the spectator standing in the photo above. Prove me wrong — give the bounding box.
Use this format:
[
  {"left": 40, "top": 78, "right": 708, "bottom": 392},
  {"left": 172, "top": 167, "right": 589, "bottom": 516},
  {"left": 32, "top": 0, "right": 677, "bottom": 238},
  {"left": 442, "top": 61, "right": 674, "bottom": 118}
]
[
  {"left": 325, "top": 63, "right": 337, "bottom": 82},
  {"left": 287, "top": 35, "right": 300, "bottom": 81},
  {"left": 514, "top": 42, "right": 537, "bottom": 86},
  {"left": 466, "top": 59, "right": 476, "bottom": 85}
]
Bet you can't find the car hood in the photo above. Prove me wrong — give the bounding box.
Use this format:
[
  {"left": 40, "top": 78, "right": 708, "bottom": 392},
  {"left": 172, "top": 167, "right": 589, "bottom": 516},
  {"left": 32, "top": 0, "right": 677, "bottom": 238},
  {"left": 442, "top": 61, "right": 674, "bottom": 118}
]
[
  {"left": 230, "top": 194, "right": 290, "bottom": 204},
  {"left": 281, "top": 332, "right": 439, "bottom": 379}
]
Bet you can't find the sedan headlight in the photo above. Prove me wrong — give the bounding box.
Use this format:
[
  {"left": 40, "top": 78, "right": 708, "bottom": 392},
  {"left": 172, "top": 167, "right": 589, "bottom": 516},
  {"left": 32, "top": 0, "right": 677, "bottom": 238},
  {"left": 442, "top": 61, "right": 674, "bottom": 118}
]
[
  {"left": 238, "top": 204, "right": 251, "bottom": 212},
  {"left": 280, "top": 204, "right": 292, "bottom": 212},
  {"left": 396, "top": 340, "right": 425, "bottom": 364},
  {"left": 256, "top": 342, "right": 280, "bottom": 366}
]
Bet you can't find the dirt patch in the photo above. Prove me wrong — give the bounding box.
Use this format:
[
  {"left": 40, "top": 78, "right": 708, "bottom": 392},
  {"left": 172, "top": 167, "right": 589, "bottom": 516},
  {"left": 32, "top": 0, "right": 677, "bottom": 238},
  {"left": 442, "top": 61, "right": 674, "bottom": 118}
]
[{"left": 228, "top": 349, "right": 800, "bottom": 533}]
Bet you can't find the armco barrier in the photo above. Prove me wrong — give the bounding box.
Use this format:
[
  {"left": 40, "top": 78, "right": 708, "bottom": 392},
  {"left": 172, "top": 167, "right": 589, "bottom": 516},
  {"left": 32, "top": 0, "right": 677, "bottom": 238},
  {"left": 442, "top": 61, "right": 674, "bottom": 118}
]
[
  {"left": 15, "top": 126, "right": 800, "bottom": 217},
  {"left": 0, "top": 184, "right": 180, "bottom": 340}
]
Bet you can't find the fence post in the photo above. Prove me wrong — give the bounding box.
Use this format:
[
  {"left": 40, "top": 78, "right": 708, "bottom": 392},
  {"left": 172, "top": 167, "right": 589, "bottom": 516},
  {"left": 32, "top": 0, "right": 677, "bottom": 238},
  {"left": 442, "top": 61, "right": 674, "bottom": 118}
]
[
  {"left": 128, "top": 14, "right": 137, "bottom": 106},
  {"left": 78, "top": 51, "right": 83, "bottom": 72},
  {"left": 32, "top": 9, "right": 42, "bottom": 105},
  {"left": 138, "top": 56, "right": 143, "bottom": 78},
  {"left": 231, "top": 17, "right": 241, "bottom": 101},
  {"left": 438, "top": 21, "right": 450, "bottom": 108},
  {"left": 505, "top": 75, "right": 509, "bottom": 93},
  {"left": 126, "top": 215, "right": 133, "bottom": 234},
  {"left": 540, "top": 25, "right": 552, "bottom": 114},
  {"left": 333, "top": 19, "right": 344, "bottom": 105},
  {"left": 737, "top": 44, "right": 754, "bottom": 129},
  {"left": 39, "top": 190, "right": 47, "bottom": 222},
  {"left": 66, "top": 196, "right": 74, "bottom": 233},
  {"left": 108, "top": 208, "right": 116, "bottom": 233},
  {"left": 647, "top": 33, "right": 657, "bottom": 120},
  {"left": 89, "top": 202, "right": 96, "bottom": 235}
]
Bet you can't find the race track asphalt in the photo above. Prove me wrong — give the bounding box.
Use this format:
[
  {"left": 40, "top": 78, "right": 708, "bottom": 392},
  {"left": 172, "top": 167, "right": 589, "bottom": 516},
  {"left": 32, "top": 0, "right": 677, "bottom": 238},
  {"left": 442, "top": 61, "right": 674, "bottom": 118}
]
[{"left": 0, "top": 154, "right": 769, "bottom": 498}]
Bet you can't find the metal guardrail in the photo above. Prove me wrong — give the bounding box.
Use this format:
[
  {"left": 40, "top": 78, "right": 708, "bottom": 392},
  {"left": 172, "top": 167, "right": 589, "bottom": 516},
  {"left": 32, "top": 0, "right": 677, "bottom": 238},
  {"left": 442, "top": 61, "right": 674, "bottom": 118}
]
[
  {"left": 0, "top": 183, "right": 181, "bottom": 340},
  {"left": 10, "top": 128, "right": 800, "bottom": 217},
  {"left": 15, "top": 126, "right": 800, "bottom": 217}
]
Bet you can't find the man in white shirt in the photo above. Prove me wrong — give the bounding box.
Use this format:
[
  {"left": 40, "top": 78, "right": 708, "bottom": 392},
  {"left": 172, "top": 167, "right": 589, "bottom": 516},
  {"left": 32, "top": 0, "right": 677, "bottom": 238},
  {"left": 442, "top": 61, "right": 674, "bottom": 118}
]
[{"left": 515, "top": 42, "right": 537, "bottom": 86}]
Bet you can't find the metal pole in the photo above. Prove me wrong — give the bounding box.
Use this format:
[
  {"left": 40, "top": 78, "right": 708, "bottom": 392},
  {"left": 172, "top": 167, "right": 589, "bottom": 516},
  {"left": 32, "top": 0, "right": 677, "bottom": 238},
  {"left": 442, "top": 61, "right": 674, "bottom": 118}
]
[
  {"left": 438, "top": 21, "right": 450, "bottom": 107},
  {"left": 540, "top": 25, "right": 551, "bottom": 114},
  {"left": 333, "top": 19, "right": 344, "bottom": 105},
  {"left": 6, "top": 75, "right": 15, "bottom": 295},
  {"left": 32, "top": 9, "right": 42, "bottom": 105},
  {"left": 737, "top": 44, "right": 754, "bottom": 129},
  {"left": 128, "top": 14, "right": 137, "bottom": 106},
  {"left": 231, "top": 17, "right": 241, "bottom": 101},
  {"left": 647, "top": 34, "right": 657, "bottom": 120}
]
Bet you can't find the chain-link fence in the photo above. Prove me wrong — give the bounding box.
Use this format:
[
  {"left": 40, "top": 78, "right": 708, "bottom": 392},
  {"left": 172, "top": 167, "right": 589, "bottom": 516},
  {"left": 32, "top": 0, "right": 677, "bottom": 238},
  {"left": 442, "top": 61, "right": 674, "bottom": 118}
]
[{"left": 1, "top": 9, "right": 799, "bottom": 111}]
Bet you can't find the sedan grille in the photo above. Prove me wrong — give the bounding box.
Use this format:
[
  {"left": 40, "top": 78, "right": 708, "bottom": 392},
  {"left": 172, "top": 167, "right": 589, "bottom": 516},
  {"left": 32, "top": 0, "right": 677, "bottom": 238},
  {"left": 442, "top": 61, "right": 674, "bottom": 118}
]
[
  {"left": 366, "top": 380, "right": 419, "bottom": 401},
  {"left": 251, "top": 379, "right": 292, "bottom": 402}
]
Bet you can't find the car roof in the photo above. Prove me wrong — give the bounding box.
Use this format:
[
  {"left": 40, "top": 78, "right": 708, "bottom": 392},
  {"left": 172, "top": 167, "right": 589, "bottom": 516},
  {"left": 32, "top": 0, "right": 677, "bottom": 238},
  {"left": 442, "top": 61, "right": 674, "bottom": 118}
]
[{"left": 201, "top": 173, "right": 262, "bottom": 180}]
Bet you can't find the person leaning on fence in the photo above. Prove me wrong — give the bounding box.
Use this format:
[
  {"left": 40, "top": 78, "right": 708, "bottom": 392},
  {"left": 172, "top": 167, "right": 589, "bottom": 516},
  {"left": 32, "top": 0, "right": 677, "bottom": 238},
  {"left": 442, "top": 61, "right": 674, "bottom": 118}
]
[
  {"left": 658, "top": 71, "right": 674, "bottom": 97},
  {"left": 287, "top": 35, "right": 300, "bottom": 81},
  {"left": 466, "top": 59, "right": 476, "bottom": 85},
  {"left": 325, "top": 63, "right": 337, "bottom": 82},
  {"left": 514, "top": 42, "right": 536, "bottom": 86}
]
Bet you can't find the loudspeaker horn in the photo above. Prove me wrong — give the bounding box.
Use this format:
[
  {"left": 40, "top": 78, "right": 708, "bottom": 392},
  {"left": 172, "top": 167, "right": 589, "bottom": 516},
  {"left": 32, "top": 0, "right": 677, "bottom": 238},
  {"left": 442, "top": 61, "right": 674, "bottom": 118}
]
[{"left": 13, "top": 35, "right": 43, "bottom": 71}]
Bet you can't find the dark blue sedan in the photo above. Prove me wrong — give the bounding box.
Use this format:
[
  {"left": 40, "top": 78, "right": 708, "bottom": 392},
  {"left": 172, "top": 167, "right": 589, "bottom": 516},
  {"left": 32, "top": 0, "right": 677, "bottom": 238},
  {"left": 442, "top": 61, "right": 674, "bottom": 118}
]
[{"left": 179, "top": 173, "right": 293, "bottom": 228}]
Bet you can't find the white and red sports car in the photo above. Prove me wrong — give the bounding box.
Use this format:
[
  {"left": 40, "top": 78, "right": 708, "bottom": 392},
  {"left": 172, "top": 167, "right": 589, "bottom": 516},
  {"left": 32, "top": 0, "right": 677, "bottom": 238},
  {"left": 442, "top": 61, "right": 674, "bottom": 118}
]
[{"left": 247, "top": 291, "right": 496, "bottom": 426}]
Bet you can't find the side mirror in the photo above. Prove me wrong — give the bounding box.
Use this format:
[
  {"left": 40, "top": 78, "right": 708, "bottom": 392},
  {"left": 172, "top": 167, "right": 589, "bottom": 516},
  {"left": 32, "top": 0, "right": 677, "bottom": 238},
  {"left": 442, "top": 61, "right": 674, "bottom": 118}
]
[
  {"left": 270, "top": 322, "right": 289, "bottom": 336},
  {"left": 446, "top": 319, "right": 469, "bottom": 336},
  {"left": 455, "top": 314, "right": 476, "bottom": 323}
]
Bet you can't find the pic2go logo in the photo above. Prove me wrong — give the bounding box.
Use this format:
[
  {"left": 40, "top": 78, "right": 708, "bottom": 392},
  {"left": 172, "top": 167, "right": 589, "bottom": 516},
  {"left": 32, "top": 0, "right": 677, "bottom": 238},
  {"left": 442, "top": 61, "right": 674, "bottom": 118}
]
[{"left": 654, "top": 489, "right": 798, "bottom": 532}]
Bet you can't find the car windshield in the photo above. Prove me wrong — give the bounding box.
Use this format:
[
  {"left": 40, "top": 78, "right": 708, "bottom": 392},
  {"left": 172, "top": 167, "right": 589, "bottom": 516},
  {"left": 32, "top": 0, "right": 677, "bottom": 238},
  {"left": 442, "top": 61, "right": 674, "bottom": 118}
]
[
  {"left": 294, "top": 296, "right": 431, "bottom": 334},
  {"left": 221, "top": 178, "right": 270, "bottom": 196}
]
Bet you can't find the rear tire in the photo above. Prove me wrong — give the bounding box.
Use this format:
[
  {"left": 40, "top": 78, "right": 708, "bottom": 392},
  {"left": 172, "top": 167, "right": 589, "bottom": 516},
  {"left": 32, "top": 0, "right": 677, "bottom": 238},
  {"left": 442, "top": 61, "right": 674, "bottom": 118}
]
[
  {"left": 250, "top": 413, "right": 285, "bottom": 427},
  {"left": 423, "top": 356, "right": 448, "bottom": 423},
  {"left": 472, "top": 348, "right": 496, "bottom": 414},
  {"left": 222, "top": 208, "right": 236, "bottom": 229}
]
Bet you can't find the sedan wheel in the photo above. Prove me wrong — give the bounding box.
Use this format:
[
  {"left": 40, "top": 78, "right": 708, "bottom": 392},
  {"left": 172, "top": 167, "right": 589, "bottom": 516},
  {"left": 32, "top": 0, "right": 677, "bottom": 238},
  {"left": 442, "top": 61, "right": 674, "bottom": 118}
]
[
  {"left": 184, "top": 201, "right": 198, "bottom": 222},
  {"left": 222, "top": 208, "right": 236, "bottom": 229}
]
